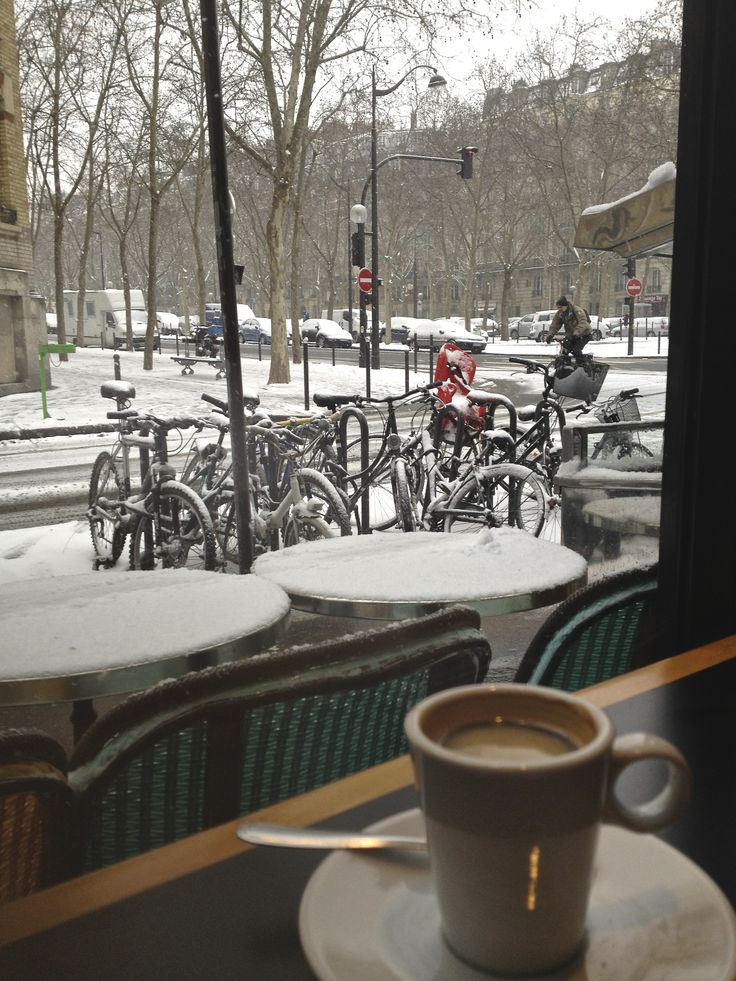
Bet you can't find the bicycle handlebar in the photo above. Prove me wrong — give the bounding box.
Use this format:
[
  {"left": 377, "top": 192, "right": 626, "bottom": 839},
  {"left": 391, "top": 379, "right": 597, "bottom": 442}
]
[{"left": 200, "top": 392, "right": 260, "bottom": 414}]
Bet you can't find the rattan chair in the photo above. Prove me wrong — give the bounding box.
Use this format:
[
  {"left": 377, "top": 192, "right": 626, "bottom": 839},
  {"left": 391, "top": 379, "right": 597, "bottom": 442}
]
[
  {"left": 513, "top": 563, "right": 659, "bottom": 691},
  {"left": 69, "top": 605, "right": 491, "bottom": 872},
  {"left": 0, "top": 728, "right": 75, "bottom": 904}
]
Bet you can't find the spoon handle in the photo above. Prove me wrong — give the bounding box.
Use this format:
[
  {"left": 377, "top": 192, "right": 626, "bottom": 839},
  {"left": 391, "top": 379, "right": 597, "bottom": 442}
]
[{"left": 237, "top": 822, "right": 427, "bottom": 851}]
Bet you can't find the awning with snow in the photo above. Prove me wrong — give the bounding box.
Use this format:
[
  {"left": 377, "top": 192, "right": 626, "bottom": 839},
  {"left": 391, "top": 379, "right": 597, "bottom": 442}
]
[{"left": 573, "top": 163, "right": 675, "bottom": 258}]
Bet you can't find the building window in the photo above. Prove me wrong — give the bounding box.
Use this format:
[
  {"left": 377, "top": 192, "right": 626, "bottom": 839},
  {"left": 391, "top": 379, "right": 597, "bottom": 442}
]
[
  {"left": 86, "top": 301, "right": 95, "bottom": 316},
  {"left": 532, "top": 275, "right": 543, "bottom": 296},
  {"left": 651, "top": 268, "right": 662, "bottom": 290}
]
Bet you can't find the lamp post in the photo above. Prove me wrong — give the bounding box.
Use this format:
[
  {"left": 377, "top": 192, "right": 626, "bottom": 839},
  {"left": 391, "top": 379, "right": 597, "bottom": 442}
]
[{"left": 369, "top": 65, "right": 446, "bottom": 368}]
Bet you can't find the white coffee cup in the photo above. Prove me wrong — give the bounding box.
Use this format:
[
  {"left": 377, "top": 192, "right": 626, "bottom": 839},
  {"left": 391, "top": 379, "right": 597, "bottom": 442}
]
[{"left": 404, "top": 683, "right": 691, "bottom": 976}]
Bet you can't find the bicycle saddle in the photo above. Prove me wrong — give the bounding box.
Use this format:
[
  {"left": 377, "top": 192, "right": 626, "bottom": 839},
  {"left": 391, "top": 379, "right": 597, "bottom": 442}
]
[{"left": 100, "top": 381, "right": 136, "bottom": 401}]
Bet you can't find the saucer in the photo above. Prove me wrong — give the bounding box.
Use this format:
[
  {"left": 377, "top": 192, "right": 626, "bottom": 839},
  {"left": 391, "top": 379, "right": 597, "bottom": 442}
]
[{"left": 299, "top": 808, "right": 736, "bottom": 981}]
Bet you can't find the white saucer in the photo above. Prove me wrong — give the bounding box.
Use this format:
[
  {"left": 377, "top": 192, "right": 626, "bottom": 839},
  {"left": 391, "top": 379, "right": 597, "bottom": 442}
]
[{"left": 299, "top": 808, "right": 736, "bottom": 981}]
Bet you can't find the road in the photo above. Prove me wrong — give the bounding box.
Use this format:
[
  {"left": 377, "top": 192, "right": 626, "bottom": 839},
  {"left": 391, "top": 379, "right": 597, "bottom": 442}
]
[{"left": 0, "top": 353, "right": 665, "bottom": 532}]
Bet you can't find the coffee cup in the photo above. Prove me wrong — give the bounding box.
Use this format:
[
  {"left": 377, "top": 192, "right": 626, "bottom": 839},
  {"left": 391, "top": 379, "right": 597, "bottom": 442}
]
[{"left": 404, "top": 683, "right": 691, "bottom": 976}]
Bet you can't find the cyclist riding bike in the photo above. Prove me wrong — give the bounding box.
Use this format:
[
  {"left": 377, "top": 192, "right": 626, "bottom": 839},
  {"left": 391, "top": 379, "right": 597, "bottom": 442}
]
[{"left": 549, "top": 296, "right": 593, "bottom": 365}]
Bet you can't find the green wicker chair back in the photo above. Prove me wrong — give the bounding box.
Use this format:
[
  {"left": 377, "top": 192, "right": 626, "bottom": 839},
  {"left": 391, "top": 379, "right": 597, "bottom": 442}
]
[
  {"left": 70, "top": 606, "right": 490, "bottom": 872},
  {"left": 0, "top": 728, "right": 74, "bottom": 903},
  {"left": 513, "top": 564, "right": 659, "bottom": 691}
]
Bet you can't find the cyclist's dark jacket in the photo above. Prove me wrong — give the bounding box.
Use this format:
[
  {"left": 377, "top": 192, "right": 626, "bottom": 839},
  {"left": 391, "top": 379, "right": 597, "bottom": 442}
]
[{"left": 550, "top": 303, "right": 592, "bottom": 340}]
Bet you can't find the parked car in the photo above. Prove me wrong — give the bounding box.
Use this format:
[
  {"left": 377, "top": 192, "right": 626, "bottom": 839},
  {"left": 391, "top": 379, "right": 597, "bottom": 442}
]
[
  {"left": 300, "top": 318, "right": 323, "bottom": 342},
  {"left": 315, "top": 320, "right": 354, "bottom": 348},
  {"left": 156, "top": 312, "right": 180, "bottom": 335},
  {"left": 470, "top": 317, "right": 499, "bottom": 339},
  {"left": 600, "top": 316, "right": 624, "bottom": 337},
  {"left": 380, "top": 318, "right": 411, "bottom": 345},
  {"left": 405, "top": 318, "right": 486, "bottom": 354},
  {"left": 46, "top": 312, "right": 57, "bottom": 337},
  {"left": 508, "top": 313, "right": 537, "bottom": 340},
  {"left": 527, "top": 310, "right": 559, "bottom": 342},
  {"left": 608, "top": 316, "right": 668, "bottom": 338}
]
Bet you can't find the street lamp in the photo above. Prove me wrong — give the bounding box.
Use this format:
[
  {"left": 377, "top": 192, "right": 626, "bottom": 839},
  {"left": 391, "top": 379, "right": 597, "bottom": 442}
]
[{"left": 370, "top": 65, "right": 446, "bottom": 367}]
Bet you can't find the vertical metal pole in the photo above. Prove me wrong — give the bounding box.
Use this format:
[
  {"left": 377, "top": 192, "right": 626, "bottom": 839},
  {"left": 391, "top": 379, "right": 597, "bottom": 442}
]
[
  {"left": 414, "top": 335, "right": 418, "bottom": 374},
  {"left": 332, "top": 342, "right": 336, "bottom": 366},
  {"left": 370, "top": 68, "right": 380, "bottom": 369},
  {"left": 258, "top": 336, "right": 262, "bottom": 361},
  {"left": 404, "top": 349, "right": 410, "bottom": 393},
  {"left": 347, "top": 196, "right": 354, "bottom": 330},
  {"left": 365, "top": 339, "right": 371, "bottom": 398},
  {"left": 627, "top": 257, "right": 636, "bottom": 357},
  {"left": 429, "top": 337, "right": 434, "bottom": 380},
  {"left": 303, "top": 341, "right": 310, "bottom": 410},
  {"left": 113, "top": 353, "right": 121, "bottom": 379},
  {"left": 39, "top": 352, "right": 49, "bottom": 419},
  {"left": 201, "top": 0, "right": 252, "bottom": 573},
  {"left": 413, "top": 249, "right": 418, "bottom": 318}
]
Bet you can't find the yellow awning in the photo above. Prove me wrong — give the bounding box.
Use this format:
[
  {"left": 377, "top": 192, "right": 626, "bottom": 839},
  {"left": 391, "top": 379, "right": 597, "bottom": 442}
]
[{"left": 573, "top": 174, "right": 675, "bottom": 258}]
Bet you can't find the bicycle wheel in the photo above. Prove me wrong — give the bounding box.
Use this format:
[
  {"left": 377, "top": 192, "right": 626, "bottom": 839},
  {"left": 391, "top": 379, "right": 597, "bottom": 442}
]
[
  {"left": 590, "top": 433, "right": 655, "bottom": 462},
  {"left": 88, "top": 451, "right": 126, "bottom": 567},
  {"left": 391, "top": 457, "right": 417, "bottom": 532},
  {"left": 341, "top": 433, "right": 397, "bottom": 532},
  {"left": 282, "top": 469, "right": 352, "bottom": 546},
  {"left": 129, "top": 480, "right": 217, "bottom": 570},
  {"left": 442, "top": 464, "right": 548, "bottom": 537}
]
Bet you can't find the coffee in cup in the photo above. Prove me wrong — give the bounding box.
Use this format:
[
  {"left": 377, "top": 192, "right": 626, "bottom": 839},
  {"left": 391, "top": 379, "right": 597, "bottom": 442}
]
[{"left": 404, "top": 683, "right": 691, "bottom": 976}]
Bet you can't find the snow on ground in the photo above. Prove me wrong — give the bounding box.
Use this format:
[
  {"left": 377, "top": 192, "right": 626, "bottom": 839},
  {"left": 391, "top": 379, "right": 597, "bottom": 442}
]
[{"left": 0, "top": 339, "right": 667, "bottom": 588}]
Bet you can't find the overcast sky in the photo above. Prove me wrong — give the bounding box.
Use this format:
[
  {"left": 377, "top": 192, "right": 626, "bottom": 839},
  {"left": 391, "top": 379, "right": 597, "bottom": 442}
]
[{"left": 435, "top": 0, "right": 665, "bottom": 85}]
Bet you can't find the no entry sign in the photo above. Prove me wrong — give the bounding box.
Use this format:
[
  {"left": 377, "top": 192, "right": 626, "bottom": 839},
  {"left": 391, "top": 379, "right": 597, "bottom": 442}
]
[
  {"left": 626, "top": 277, "right": 643, "bottom": 297},
  {"left": 358, "top": 267, "right": 373, "bottom": 293}
]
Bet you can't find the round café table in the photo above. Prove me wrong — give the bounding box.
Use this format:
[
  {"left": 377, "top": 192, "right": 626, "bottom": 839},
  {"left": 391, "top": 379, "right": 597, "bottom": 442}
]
[
  {"left": 0, "top": 570, "right": 290, "bottom": 740},
  {"left": 253, "top": 528, "right": 588, "bottom": 620}
]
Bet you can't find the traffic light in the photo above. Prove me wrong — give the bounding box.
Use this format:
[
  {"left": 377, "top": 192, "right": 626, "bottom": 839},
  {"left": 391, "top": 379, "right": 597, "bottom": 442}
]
[
  {"left": 351, "top": 229, "right": 365, "bottom": 268},
  {"left": 458, "top": 146, "right": 478, "bottom": 180}
]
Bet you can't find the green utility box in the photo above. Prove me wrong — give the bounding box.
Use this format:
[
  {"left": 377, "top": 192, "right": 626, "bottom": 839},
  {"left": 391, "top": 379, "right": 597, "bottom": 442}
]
[{"left": 38, "top": 342, "right": 76, "bottom": 418}]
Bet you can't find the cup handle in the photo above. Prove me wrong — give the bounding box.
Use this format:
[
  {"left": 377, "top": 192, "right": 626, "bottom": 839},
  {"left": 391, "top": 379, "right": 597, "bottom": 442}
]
[{"left": 603, "top": 732, "right": 691, "bottom": 833}]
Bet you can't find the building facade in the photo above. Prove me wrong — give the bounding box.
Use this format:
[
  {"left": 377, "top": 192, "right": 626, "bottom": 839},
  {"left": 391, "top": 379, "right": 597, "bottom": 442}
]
[{"left": 0, "top": 0, "right": 44, "bottom": 396}]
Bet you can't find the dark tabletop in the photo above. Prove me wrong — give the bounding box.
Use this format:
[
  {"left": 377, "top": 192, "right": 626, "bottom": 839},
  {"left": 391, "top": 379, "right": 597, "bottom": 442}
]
[{"left": 2, "top": 658, "right": 734, "bottom": 981}]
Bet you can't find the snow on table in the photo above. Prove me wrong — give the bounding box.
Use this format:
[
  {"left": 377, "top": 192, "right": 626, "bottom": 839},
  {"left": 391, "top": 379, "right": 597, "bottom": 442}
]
[
  {"left": 253, "top": 528, "right": 588, "bottom": 618},
  {"left": 0, "top": 570, "right": 290, "bottom": 692}
]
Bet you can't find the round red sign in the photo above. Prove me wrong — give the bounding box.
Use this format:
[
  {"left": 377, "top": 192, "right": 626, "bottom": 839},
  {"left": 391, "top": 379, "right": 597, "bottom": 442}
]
[
  {"left": 626, "top": 277, "right": 643, "bottom": 297},
  {"left": 358, "top": 268, "right": 373, "bottom": 293}
]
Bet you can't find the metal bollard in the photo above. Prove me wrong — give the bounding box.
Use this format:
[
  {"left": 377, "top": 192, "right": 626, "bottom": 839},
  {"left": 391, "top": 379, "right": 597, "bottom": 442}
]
[
  {"left": 258, "top": 336, "right": 263, "bottom": 362},
  {"left": 365, "top": 339, "right": 371, "bottom": 398},
  {"left": 303, "top": 341, "right": 310, "bottom": 410},
  {"left": 405, "top": 350, "right": 410, "bottom": 393},
  {"left": 331, "top": 342, "right": 336, "bottom": 366},
  {"left": 114, "top": 353, "right": 121, "bottom": 380},
  {"left": 175, "top": 333, "right": 180, "bottom": 356},
  {"left": 414, "top": 336, "right": 418, "bottom": 375}
]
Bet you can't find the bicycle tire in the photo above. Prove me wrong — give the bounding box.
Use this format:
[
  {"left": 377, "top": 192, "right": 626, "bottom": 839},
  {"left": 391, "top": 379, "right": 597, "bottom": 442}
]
[
  {"left": 282, "top": 468, "right": 352, "bottom": 547},
  {"left": 391, "top": 457, "right": 417, "bottom": 532},
  {"left": 442, "top": 463, "right": 548, "bottom": 537},
  {"left": 590, "top": 433, "right": 655, "bottom": 461},
  {"left": 88, "top": 451, "right": 126, "bottom": 567},
  {"left": 129, "top": 480, "right": 217, "bottom": 570}
]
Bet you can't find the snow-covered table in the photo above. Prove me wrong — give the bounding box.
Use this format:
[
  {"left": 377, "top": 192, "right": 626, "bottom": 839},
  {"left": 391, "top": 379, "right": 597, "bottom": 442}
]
[
  {"left": 582, "top": 495, "right": 661, "bottom": 537},
  {"left": 0, "top": 570, "right": 290, "bottom": 710},
  {"left": 253, "top": 528, "right": 588, "bottom": 619}
]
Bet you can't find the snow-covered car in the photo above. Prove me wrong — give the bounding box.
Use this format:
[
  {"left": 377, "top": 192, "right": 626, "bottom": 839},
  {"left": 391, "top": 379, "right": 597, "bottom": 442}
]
[
  {"left": 300, "top": 318, "right": 323, "bottom": 342},
  {"left": 508, "top": 314, "right": 536, "bottom": 340},
  {"left": 469, "top": 317, "right": 499, "bottom": 339},
  {"left": 609, "top": 316, "right": 668, "bottom": 338},
  {"left": 314, "top": 320, "right": 354, "bottom": 348},
  {"left": 46, "top": 312, "right": 58, "bottom": 336},
  {"left": 156, "top": 312, "right": 180, "bottom": 335},
  {"left": 405, "top": 318, "right": 486, "bottom": 354}
]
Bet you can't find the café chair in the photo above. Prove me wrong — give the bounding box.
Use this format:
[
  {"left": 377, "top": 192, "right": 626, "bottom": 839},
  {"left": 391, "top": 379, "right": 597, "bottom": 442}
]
[
  {"left": 513, "top": 563, "right": 659, "bottom": 691},
  {"left": 69, "top": 605, "right": 491, "bottom": 872},
  {"left": 0, "top": 728, "right": 75, "bottom": 904}
]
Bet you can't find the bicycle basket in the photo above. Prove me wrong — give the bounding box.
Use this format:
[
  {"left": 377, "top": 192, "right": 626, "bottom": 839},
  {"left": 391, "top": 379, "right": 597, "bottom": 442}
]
[
  {"left": 594, "top": 395, "right": 641, "bottom": 423},
  {"left": 552, "top": 361, "right": 609, "bottom": 401}
]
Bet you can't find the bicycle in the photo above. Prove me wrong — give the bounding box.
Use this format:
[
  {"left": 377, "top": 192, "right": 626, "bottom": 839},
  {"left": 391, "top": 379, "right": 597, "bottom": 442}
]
[
  {"left": 588, "top": 388, "right": 657, "bottom": 462},
  {"left": 87, "top": 385, "right": 217, "bottom": 571},
  {"left": 179, "top": 393, "right": 351, "bottom": 562},
  {"left": 310, "top": 384, "right": 442, "bottom": 533}
]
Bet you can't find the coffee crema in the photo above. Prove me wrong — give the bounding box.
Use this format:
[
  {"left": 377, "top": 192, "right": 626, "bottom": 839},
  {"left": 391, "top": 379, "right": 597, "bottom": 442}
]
[{"left": 442, "top": 721, "right": 578, "bottom": 763}]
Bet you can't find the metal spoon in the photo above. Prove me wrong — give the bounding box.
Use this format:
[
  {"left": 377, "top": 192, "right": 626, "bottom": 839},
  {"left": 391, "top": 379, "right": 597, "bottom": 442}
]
[{"left": 237, "top": 821, "right": 427, "bottom": 852}]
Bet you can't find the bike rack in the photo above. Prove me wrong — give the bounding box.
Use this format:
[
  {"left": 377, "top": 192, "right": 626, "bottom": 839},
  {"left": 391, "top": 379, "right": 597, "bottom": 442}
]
[{"left": 337, "top": 407, "right": 370, "bottom": 533}]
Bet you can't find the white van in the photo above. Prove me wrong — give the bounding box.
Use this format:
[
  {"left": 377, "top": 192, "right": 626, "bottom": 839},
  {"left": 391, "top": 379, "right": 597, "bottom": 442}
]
[{"left": 63, "top": 289, "right": 155, "bottom": 350}]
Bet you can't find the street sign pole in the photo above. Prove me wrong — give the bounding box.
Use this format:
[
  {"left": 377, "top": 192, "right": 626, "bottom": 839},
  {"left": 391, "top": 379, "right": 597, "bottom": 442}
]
[{"left": 625, "top": 262, "right": 639, "bottom": 356}]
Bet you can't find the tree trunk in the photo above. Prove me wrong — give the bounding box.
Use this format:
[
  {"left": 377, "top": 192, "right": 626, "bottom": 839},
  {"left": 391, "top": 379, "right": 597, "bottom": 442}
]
[{"left": 267, "top": 181, "right": 290, "bottom": 384}]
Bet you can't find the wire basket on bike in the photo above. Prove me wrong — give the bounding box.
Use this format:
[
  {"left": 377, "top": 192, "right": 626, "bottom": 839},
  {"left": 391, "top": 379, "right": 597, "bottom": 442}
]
[
  {"left": 552, "top": 359, "right": 609, "bottom": 402},
  {"left": 594, "top": 393, "right": 641, "bottom": 424}
]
